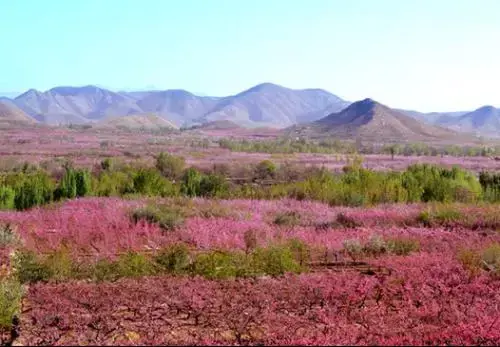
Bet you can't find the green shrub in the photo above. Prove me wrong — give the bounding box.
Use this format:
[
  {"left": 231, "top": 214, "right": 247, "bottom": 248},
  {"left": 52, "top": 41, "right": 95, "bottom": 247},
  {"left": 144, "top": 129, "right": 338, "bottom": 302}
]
[
  {"left": 13, "top": 171, "right": 54, "bottom": 210},
  {"left": 417, "top": 207, "right": 462, "bottom": 227},
  {"left": 57, "top": 166, "right": 77, "bottom": 199},
  {"left": 199, "top": 174, "right": 228, "bottom": 197},
  {"left": 133, "top": 168, "right": 176, "bottom": 197},
  {"left": 251, "top": 244, "right": 302, "bottom": 276},
  {"left": 273, "top": 211, "right": 302, "bottom": 227},
  {"left": 116, "top": 252, "right": 156, "bottom": 278},
  {"left": 458, "top": 248, "right": 483, "bottom": 276},
  {"left": 243, "top": 229, "right": 258, "bottom": 253},
  {"left": 155, "top": 152, "right": 185, "bottom": 180},
  {"left": 336, "top": 212, "right": 362, "bottom": 228},
  {"left": 196, "top": 203, "right": 235, "bottom": 219},
  {"left": 255, "top": 160, "right": 277, "bottom": 180},
  {"left": 43, "top": 247, "right": 75, "bottom": 282},
  {"left": 94, "top": 171, "right": 134, "bottom": 197},
  {"left": 287, "top": 238, "right": 311, "bottom": 266},
  {"left": 0, "top": 279, "right": 23, "bottom": 328},
  {"left": 91, "top": 258, "right": 121, "bottom": 282},
  {"left": 0, "top": 224, "right": 18, "bottom": 247},
  {"left": 154, "top": 244, "right": 191, "bottom": 274},
  {"left": 482, "top": 243, "right": 500, "bottom": 274},
  {"left": 386, "top": 237, "right": 420, "bottom": 256},
  {"left": 193, "top": 251, "right": 240, "bottom": 279},
  {"left": 75, "top": 169, "right": 92, "bottom": 197},
  {"left": 0, "top": 186, "right": 15, "bottom": 209},
  {"left": 131, "top": 206, "right": 185, "bottom": 231},
  {"left": 11, "top": 249, "right": 51, "bottom": 283},
  {"left": 180, "top": 168, "right": 203, "bottom": 197},
  {"left": 100, "top": 158, "right": 114, "bottom": 171},
  {"left": 342, "top": 239, "right": 363, "bottom": 260},
  {"left": 363, "top": 234, "right": 387, "bottom": 256},
  {"left": 458, "top": 244, "right": 500, "bottom": 277}
]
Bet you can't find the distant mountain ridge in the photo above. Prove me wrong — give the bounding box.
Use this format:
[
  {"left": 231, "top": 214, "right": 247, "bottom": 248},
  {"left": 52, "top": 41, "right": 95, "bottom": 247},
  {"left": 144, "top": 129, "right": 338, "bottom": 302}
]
[
  {"left": 1, "top": 83, "right": 499, "bottom": 138},
  {"left": 8, "top": 83, "right": 349, "bottom": 129}
]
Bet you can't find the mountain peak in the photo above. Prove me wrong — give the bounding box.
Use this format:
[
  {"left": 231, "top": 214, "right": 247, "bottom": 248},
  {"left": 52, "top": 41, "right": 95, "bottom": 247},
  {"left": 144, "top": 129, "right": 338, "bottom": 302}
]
[
  {"left": 475, "top": 105, "right": 497, "bottom": 113},
  {"left": 356, "top": 98, "right": 381, "bottom": 108},
  {"left": 241, "top": 82, "right": 286, "bottom": 94},
  {"left": 49, "top": 85, "right": 104, "bottom": 95},
  {"left": 343, "top": 98, "right": 384, "bottom": 115},
  {"left": 15, "top": 88, "right": 42, "bottom": 100}
]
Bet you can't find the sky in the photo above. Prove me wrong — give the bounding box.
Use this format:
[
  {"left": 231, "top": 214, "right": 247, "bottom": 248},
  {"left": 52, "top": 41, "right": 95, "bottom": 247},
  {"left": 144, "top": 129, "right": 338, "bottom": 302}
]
[{"left": 1, "top": 0, "right": 499, "bottom": 112}]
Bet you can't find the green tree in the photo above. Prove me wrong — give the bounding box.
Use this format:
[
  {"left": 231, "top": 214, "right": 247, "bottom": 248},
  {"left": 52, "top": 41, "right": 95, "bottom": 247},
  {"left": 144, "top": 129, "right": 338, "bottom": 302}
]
[
  {"left": 180, "top": 168, "right": 203, "bottom": 197},
  {"left": 199, "top": 174, "right": 228, "bottom": 197},
  {"left": 0, "top": 186, "right": 15, "bottom": 209},
  {"left": 14, "top": 172, "right": 54, "bottom": 210},
  {"left": 75, "top": 169, "right": 92, "bottom": 197},
  {"left": 155, "top": 152, "right": 185, "bottom": 180},
  {"left": 255, "top": 160, "right": 277, "bottom": 180}
]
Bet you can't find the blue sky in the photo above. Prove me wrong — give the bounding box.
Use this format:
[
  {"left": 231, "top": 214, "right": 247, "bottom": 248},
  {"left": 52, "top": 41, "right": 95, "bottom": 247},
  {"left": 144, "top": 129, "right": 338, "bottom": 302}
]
[{"left": 1, "top": 0, "right": 499, "bottom": 111}]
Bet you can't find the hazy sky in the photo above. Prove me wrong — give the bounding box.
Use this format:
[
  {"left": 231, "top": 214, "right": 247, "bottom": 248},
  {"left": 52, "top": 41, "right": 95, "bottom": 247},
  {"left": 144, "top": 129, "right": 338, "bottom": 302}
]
[{"left": 1, "top": 0, "right": 499, "bottom": 111}]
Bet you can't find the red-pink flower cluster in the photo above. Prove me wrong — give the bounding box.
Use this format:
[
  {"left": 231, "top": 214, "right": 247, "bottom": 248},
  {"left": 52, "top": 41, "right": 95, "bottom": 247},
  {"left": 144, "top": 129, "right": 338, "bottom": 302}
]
[
  {"left": 0, "top": 198, "right": 498, "bottom": 257},
  {"left": 20, "top": 254, "right": 500, "bottom": 345}
]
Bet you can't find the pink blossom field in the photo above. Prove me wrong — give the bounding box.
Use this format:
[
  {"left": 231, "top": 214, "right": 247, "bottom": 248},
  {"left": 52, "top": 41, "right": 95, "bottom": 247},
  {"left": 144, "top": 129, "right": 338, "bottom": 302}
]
[
  {"left": 2, "top": 198, "right": 498, "bottom": 257},
  {"left": 1, "top": 198, "right": 499, "bottom": 345},
  {"left": 0, "top": 127, "right": 499, "bottom": 172}
]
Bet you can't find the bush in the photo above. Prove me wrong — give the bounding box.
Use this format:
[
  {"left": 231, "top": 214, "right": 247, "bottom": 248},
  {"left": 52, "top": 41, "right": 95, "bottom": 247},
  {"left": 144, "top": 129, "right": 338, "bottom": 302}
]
[
  {"left": 251, "top": 244, "right": 302, "bottom": 276},
  {"left": 363, "top": 234, "right": 387, "bottom": 256},
  {"left": 273, "top": 211, "right": 302, "bottom": 227},
  {"left": 11, "top": 249, "right": 51, "bottom": 283},
  {"left": 100, "top": 158, "right": 113, "bottom": 171},
  {"left": 154, "top": 244, "right": 191, "bottom": 274},
  {"left": 57, "top": 166, "right": 92, "bottom": 200},
  {"left": 342, "top": 239, "right": 363, "bottom": 260},
  {"left": 0, "top": 186, "right": 15, "bottom": 210},
  {"left": 482, "top": 243, "right": 500, "bottom": 274},
  {"left": 0, "top": 279, "right": 23, "bottom": 328},
  {"left": 131, "top": 206, "right": 185, "bottom": 231},
  {"left": 243, "top": 229, "right": 258, "bottom": 253},
  {"left": 255, "top": 160, "right": 277, "bottom": 180},
  {"left": 458, "top": 249, "right": 482, "bottom": 276},
  {"left": 336, "top": 212, "right": 362, "bottom": 228},
  {"left": 0, "top": 224, "right": 18, "bottom": 247},
  {"left": 13, "top": 171, "right": 54, "bottom": 210},
  {"left": 75, "top": 169, "right": 92, "bottom": 197},
  {"left": 193, "top": 251, "right": 240, "bottom": 279},
  {"left": 417, "top": 207, "right": 462, "bottom": 228},
  {"left": 196, "top": 203, "right": 235, "bottom": 219},
  {"left": 91, "top": 259, "right": 120, "bottom": 282},
  {"left": 132, "top": 168, "right": 176, "bottom": 197},
  {"left": 115, "top": 252, "right": 156, "bottom": 278},
  {"left": 458, "top": 243, "right": 500, "bottom": 277},
  {"left": 287, "top": 238, "right": 311, "bottom": 266},
  {"left": 155, "top": 152, "right": 185, "bottom": 180},
  {"left": 386, "top": 237, "right": 420, "bottom": 256},
  {"left": 199, "top": 174, "right": 228, "bottom": 198},
  {"left": 180, "top": 168, "right": 203, "bottom": 197},
  {"left": 94, "top": 171, "right": 134, "bottom": 197},
  {"left": 57, "top": 166, "right": 77, "bottom": 199},
  {"left": 43, "top": 247, "right": 75, "bottom": 282}
]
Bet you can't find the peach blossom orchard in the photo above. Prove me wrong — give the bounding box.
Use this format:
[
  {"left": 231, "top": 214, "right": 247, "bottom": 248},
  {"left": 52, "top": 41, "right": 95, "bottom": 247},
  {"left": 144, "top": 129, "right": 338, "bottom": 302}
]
[{"left": 1, "top": 197, "right": 500, "bottom": 345}]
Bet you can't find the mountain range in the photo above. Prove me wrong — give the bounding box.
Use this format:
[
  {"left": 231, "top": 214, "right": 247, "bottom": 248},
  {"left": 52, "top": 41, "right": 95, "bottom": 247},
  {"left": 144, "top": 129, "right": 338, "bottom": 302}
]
[{"left": 0, "top": 83, "right": 498, "bottom": 139}]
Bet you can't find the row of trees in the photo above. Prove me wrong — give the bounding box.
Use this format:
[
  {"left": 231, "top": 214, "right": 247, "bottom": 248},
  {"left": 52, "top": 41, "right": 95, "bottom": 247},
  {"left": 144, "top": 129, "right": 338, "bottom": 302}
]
[
  {"left": 218, "top": 138, "right": 500, "bottom": 157},
  {"left": 0, "top": 153, "right": 498, "bottom": 211}
]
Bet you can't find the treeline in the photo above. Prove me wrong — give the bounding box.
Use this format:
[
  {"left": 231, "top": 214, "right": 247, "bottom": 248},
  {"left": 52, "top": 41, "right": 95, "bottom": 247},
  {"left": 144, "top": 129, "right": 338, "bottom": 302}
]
[
  {"left": 218, "top": 138, "right": 500, "bottom": 157},
  {"left": 0, "top": 153, "right": 499, "bottom": 211}
]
